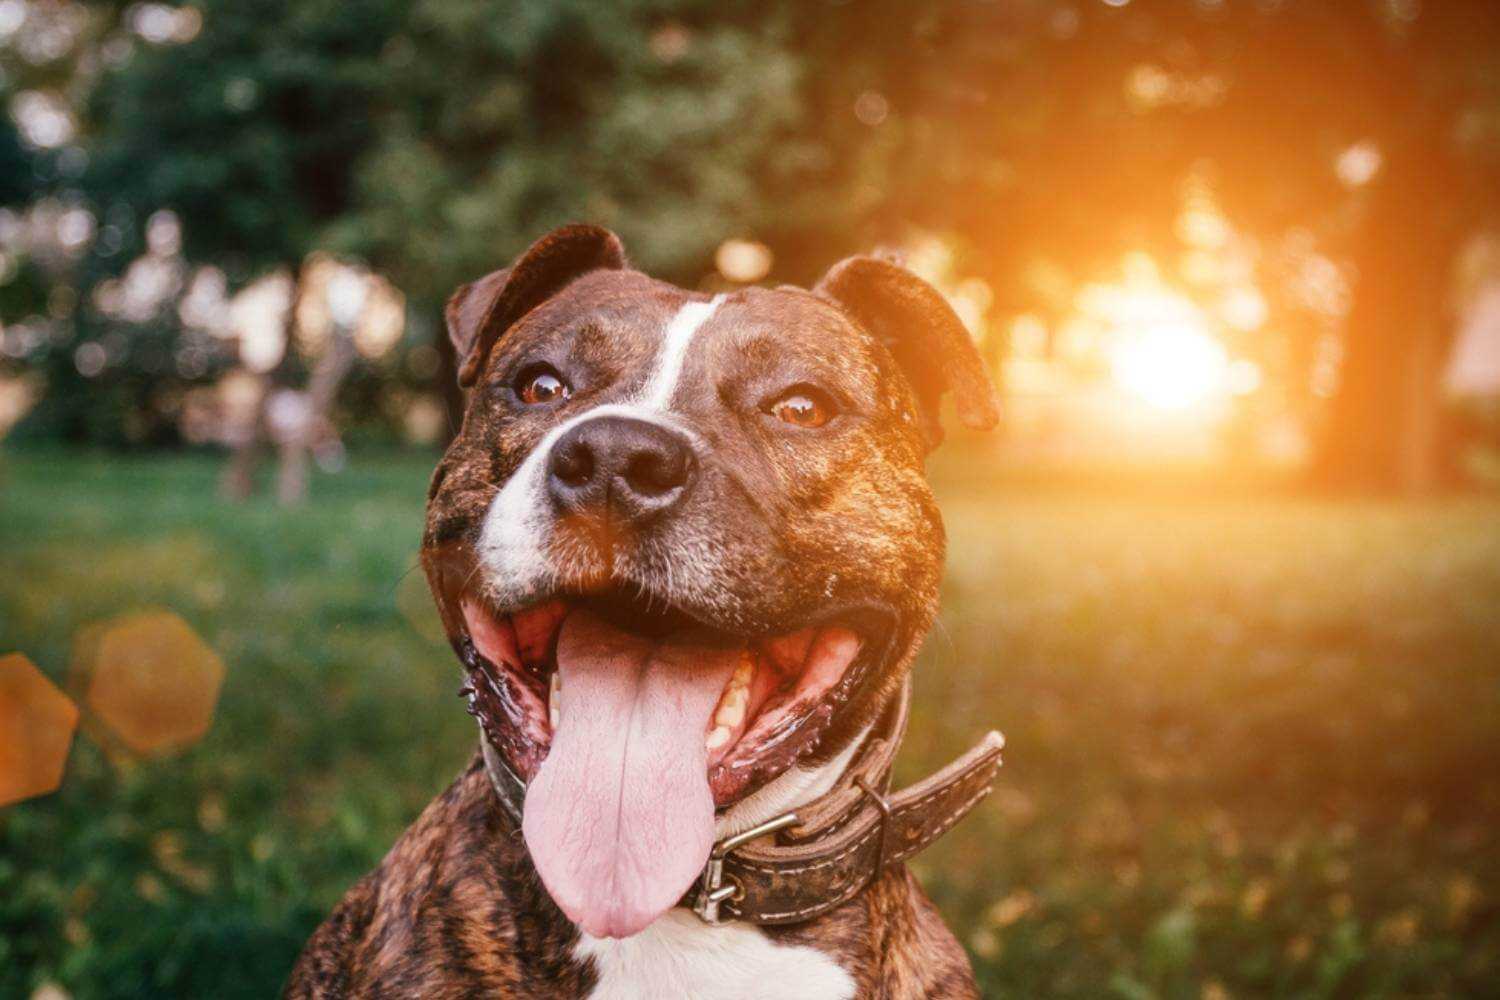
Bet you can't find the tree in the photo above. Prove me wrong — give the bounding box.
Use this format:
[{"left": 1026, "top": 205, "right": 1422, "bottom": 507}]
[
  {"left": 16, "top": 0, "right": 1500, "bottom": 491},
  {"left": 1119, "top": 3, "right": 1500, "bottom": 491},
  {"left": 339, "top": 3, "right": 807, "bottom": 287},
  {"left": 761, "top": 1, "right": 1500, "bottom": 490},
  {"left": 78, "top": 0, "right": 411, "bottom": 495},
  {"left": 84, "top": 0, "right": 407, "bottom": 277}
]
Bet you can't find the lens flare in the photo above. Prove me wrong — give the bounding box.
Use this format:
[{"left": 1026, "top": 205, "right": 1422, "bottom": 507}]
[
  {"left": 85, "top": 611, "right": 224, "bottom": 757},
  {"left": 0, "top": 653, "right": 79, "bottom": 807}
]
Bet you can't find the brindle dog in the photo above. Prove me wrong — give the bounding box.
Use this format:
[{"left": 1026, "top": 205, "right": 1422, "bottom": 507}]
[{"left": 285, "top": 224, "right": 998, "bottom": 999}]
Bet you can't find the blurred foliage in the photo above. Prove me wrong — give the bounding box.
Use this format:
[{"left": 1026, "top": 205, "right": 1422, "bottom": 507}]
[
  {"left": 2, "top": 450, "right": 1500, "bottom": 996},
  {"left": 3, "top": 1, "right": 1500, "bottom": 482},
  {"left": 14, "top": 323, "right": 235, "bottom": 447},
  {"left": 337, "top": 0, "right": 810, "bottom": 300},
  {"left": 0, "top": 118, "right": 33, "bottom": 205},
  {"left": 84, "top": 0, "right": 409, "bottom": 276}
]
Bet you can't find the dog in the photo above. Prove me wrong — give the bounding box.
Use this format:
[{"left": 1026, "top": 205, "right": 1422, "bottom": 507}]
[{"left": 285, "top": 224, "right": 1004, "bottom": 999}]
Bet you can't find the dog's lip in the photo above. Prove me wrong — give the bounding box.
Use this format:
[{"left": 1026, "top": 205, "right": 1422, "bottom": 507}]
[
  {"left": 454, "top": 586, "right": 895, "bottom": 674},
  {"left": 705, "top": 602, "right": 894, "bottom": 800},
  {"left": 432, "top": 569, "right": 897, "bottom": 807}
]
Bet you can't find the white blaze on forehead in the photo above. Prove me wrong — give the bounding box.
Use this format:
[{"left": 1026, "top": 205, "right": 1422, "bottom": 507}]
[
  {"left": 476, "top": 294, "right": 727, "bottom": 604},
  {"left": 640, "top": 294, "right": 725, "bottom": 408}
]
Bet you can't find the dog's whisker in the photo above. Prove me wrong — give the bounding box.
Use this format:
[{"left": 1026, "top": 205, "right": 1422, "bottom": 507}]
[{"left": 929, "top": 612, "right": 958, "bottom": 667}]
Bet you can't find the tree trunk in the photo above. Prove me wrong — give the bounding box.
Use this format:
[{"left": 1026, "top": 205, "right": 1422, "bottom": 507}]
[
  {"left": 219, "top": 375, "right": 269, "bottom": 501},
  {"left": 221, "top": 266, "right": 298, "bottom": 501},
  {"left": 276, "top": 438, "right": 310, "bottom": 506},
  {"left": 1312, "top": 145, "right": 1464, "bottom": 493},
  {"left": 1399, "top": 304, "right": 1447, "bottom": 494},
  {"left": 275, "top": 323, "right": 357, "bottom": 506}
]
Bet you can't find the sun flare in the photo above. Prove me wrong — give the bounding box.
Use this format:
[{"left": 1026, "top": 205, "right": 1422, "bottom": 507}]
[
  {"left": 1108, "top": 321, "right": 1229, "bottom": 411},
  {"left": 1075, "top": 261, "right": 1233, "bottom": 412}
]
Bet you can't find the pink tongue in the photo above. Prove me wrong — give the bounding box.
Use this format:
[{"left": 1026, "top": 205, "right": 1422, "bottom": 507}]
[{"left": 522, "top": 610, "right": 739, "bottom": 938}]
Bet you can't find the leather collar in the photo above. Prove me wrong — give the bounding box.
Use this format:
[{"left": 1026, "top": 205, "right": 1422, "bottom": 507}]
[{"left": 479, "top": 679, "right": 1004, "bottom": 927}]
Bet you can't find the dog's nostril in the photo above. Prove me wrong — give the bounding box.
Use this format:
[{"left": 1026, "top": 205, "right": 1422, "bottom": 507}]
[
  {"left": 624, "top": 448, "right": 689, "bottom": 496},
  {"left": 550, "top": 439, "right": 594, "bottom": 488},
  {"left": 547, "top": 415, "right": 696, "bottom": 518}
]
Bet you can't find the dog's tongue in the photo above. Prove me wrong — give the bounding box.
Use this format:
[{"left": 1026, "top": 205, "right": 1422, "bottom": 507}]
[{"left": 522, "top": 609, "right": 738, "bottom": 939}]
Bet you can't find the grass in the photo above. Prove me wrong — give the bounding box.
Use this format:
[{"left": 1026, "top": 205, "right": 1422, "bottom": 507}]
[{"left": 3, "top": 447, "right": 1500, "bottom": 998}]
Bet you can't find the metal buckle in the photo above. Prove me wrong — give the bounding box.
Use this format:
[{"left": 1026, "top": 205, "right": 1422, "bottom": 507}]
[
  {"left": 692, "top": 811, "right": 800, "bottom": 926},
  {"left": 855, "top": 775, "right": 894, "bottom": 883}
]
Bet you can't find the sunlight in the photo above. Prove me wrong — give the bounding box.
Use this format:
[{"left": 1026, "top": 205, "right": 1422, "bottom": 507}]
[
  {"left": 1074, "top": 257, "right": 1233, "bottom": 412},
  {"left": 1109, "top": 321, "right": 1229, "bottom": 411}
]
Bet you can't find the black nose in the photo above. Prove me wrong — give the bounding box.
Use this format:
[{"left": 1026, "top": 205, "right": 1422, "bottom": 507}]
[{"left": 547, "top": 415, "right": 696, "bottom": 523}]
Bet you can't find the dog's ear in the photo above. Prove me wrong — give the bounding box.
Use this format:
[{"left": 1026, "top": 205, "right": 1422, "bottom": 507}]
[
  {"left": 446, "top": 224, "right": 627, "bottom": 387},
  {"left": 814, "top": 255, "right": 999, "bottom": 448}
]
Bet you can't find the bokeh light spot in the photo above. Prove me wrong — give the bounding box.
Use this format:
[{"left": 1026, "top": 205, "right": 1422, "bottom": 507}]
[
  {"left": 1336, "top": 140, "right": 1383, "bottom": 188},
  {"left": 715, "top": 238, "right": 773, "bottom": 284},
  {"left": 0, "top": 652, "right": 79, "bottom": 807},
  {"left": 85, "top": 611, "right": 225, "bottom": 756},
  {"left": 853, "top": 89, "right": 890, "bottom": 126}
]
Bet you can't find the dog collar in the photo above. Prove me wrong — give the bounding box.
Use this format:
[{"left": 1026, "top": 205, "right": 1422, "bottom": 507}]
[{"left": 478, "top": 680, "right": 1004, "bottom": 928}]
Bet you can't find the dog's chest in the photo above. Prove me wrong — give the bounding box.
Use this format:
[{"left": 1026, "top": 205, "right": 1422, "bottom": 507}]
[{"left": 574, "top": 909, "right": 855, "bottom": 1000}]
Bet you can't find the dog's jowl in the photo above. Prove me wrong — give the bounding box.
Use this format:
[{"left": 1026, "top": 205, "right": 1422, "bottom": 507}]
[{"left": 285, "top": 225, "right": 1005, "bottom": 999}]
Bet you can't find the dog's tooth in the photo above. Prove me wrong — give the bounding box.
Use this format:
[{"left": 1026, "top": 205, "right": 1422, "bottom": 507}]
[
  {"left": 548, "top": 672, "right": 561, "bottom": 730},
  {"left": 732, "top": 652, "right": 754, "bottom": 687},
  {"left": 708, "top": 656, "right": 753, "bottom": 729},
  {"left": 705, "top": 725, "right": 731, "bottom": 751},
  {"left": 715, "top": 698, "right": 745, "bottom": 729}
]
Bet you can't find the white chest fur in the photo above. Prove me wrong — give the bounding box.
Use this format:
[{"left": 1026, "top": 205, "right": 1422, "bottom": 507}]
[{"left": 576, "top": 910, "right": 855, "bottom": 1000}]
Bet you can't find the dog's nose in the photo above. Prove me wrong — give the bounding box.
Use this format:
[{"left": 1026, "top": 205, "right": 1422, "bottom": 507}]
[{"left": 547, "top": 415, "right": 696, "bottom": 522}]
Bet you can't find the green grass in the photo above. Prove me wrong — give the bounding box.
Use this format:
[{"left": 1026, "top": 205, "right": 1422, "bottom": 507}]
[{"left": 3, "top": 448, "right": 1500, "bottom": 998}]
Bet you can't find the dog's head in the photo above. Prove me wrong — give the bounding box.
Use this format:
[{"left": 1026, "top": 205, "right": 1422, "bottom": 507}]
[{"left": 422, "top": 224, "right": 996, "bottom": 937}]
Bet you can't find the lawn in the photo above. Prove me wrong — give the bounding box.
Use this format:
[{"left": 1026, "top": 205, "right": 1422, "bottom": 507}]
[{"left": 3, "top": 448, "right": 1499, "bottom": 998}]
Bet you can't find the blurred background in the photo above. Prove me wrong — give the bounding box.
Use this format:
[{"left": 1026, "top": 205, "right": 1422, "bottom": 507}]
[{"left": 3, "top": 1, "right": 1500, "bottom": 997}]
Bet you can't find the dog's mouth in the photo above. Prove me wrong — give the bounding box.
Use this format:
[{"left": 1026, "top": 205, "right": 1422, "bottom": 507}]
[
  {"left": 435, "top": 577, "right": 889, "bottom": 938},
  {"left": 452, "top": 589, "right": 878, "bottom": 805}
]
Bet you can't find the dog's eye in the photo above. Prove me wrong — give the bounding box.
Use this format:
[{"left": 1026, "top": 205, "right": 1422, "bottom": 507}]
[
  {"left": 766, "top": 386, "right": 834, "bottom": 429},
  {"left": 515, "top": 364, "right": 571, "bottom": 406}
]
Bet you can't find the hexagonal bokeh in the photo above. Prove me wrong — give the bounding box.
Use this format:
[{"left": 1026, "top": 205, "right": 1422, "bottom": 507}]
[
  {"left": 85, "top": 611, "right": 225, "bottom": 756},
  {"left": 0, "top": 652, "right": 80, "bottom": 808}
]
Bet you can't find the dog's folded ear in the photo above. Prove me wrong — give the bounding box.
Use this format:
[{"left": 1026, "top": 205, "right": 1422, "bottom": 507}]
[
  {"left": 814, "top": 255, "right": 999, "bottom": 448},
  {"left": 447, "top": 224, "right": 627, "bottom": 387}
]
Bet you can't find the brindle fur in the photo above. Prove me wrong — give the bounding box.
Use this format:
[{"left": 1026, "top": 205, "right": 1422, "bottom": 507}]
[
  {"left": 285, "top": 756, "right": 977, "bottom": 999},
  {"left": 287, "top": 226, "right": 996, "bottom": 998}
]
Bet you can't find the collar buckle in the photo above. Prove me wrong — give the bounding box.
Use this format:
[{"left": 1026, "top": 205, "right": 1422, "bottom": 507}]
[
  {"left": 692, "top": 811, "right": 800, "bottom": 926},
  {"left": 854, "top": 774, "right": 895, "bottom": 883}
]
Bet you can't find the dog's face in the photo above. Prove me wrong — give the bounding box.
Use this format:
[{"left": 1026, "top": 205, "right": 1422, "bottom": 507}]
[{"left": 422, "top": 226, "right": 995, "bottom": 937}]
